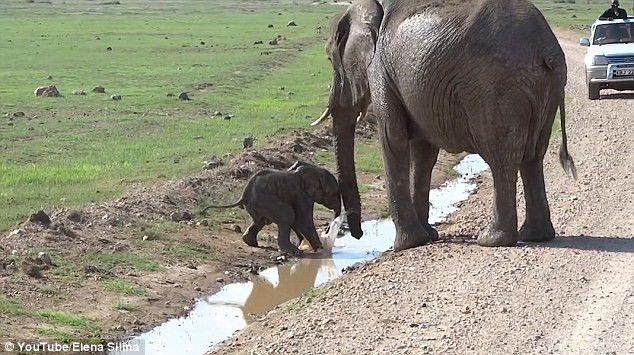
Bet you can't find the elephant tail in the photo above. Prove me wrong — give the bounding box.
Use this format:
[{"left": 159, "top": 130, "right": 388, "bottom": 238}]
[
  {"left": 557, "top": 96, "right": 578, "bottom": 180},
  {"left": 200, "top": 199, "right": 244, "bottom": 213}
]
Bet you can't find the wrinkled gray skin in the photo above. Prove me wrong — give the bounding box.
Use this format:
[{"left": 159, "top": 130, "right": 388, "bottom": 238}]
[
  {"left": 314, "top": 0, "right": 577, "bottom": 251},
  {"left": 201, "top": 161, "right": 342, "bottom": 256}
]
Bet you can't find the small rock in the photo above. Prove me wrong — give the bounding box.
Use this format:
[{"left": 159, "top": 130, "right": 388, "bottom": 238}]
[
  {"left": 216, "top": 277, "right": 225, "bottom": 283},
  {"left": 321, "top": 318, "right": 335, "bottom": 325},
  {"left": 224, "top": 115, "right": 232, "bottom": 120},
  {"left": 231, "top": 224, "right": 242, "bottom": 233},
  {"left": 173, "top": 283, "right": 182, "bottom": 288},
  {"left": 106, "top": 46, "right": 112, "bottom": 51},
  {"left": 113, "top": 242, "right": 128, "bottom": 252},
  {"left": 243, "top": 135, "right": 254, "bottom": 149},
  {"left": 253, "top": 40, "right": 263, "bottom": 45},
  {"left": 112, "top": 325, "right": 125, "bottom": 331},
  {"left": 287, "top": 20, "right": 297, "bottom": 27},
  {"left": 213, "top": 111, "right": 222, "bottom": 116},
  {"left": 21, "top": 262, "right": 42, "bottom": 278},
  {"left": 183, "top": 306, "right": 190, "bottom": 312},
  {"left": 142, "top": 235, "right": 149, "bottom": 241},
  {"left": 66, "top": 209, "right": 82, "bottom": 222},
  {"left": 267, "top": 24, "right": 274, "bottom": 28},
  {"left": 36, "top": 252, "right": 53, "bottom": 266},
  {"left": 194, "top": 286, "right": 202, "bottom": 291},
  {"left": 169, "top": 211, "right": 193, "bottom": 222},
  {"left": 165, "top": 301, "right": 171, "bottom": 305},
  {"left": 200, "top": 219, "right": 209, "bottom": 226},
  {"left": 269, "top": 38, "right": 278, "bottom": 45},
  {"left": 178, "top": 92, "right": 190, "bottom": 101},
  {"left": 12, "top": 111, "right": 25, "bottom": 118},
  {"left": 92, "top": 86, "right": 106, "bottom": 93},
  {"left": 186, "top": 263, "right": 197, "bottom": 270},
  {"left": 110, "top": 94, "right": 122, "bottom": 100},
  {"left": 28, "top": 210, "right": 51, "bottom": 225},
  {"left": 501, "top": 307, "right": 508, "bottom": 313}
]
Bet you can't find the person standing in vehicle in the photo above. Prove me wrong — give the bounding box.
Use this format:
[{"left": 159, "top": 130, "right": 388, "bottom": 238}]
[{"left": 599, "top": 0, "right": 628, "bottom": 19}]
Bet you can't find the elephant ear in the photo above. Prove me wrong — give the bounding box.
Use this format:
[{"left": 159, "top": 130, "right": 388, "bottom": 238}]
[
  {"left": 327, "top": 4, "right": 382, "bottom": 109},
  {"left": 326, "top": 11, "right": 352, "bottom": 107}
]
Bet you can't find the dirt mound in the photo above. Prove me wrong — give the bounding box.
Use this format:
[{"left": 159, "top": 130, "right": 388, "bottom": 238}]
[{"left": 1, "top": 125, "right": 352, "bottom": 259}]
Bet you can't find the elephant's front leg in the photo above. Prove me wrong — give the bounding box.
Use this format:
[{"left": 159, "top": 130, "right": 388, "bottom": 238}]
[
  {"left": 410, "top": 138, "right": 440, "bottom": 241},
  {"left": 294, "top": 195, "right": 323, "bottom": 251},
  {"left": 477, "top": 164, "right": 519, "bottom": 247},
  {"left": 373, "top": 84, "right": 431, "bottom": 251},
  {"left": 518, "top": 157, "right": 555, "bottom": 242}
]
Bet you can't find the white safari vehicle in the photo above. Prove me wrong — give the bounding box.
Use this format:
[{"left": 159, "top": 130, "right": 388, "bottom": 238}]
[{"left": 580, "top": 17, "right": 634, "bottom": 100}]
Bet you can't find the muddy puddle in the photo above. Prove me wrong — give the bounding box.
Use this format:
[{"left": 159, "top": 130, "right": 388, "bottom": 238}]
[{"left": 111, "top": 154, "right": 489, "bottom": 355}]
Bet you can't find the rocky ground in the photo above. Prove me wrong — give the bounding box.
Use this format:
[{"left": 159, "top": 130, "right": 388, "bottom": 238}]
[
  {"left": 209, "top": 31, "right": 634, "bottom": 355},
  {"left": 0, "top": 117, "right": 463, "bottom": 345}
]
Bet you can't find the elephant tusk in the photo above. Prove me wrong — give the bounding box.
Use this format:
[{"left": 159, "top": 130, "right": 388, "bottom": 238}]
[
  {"left": 356, "top": 106, "right": 368, "bottom": 123},
  {"left": 310, "top": 107, "right": 331, "bottom": 126},
  {"left": 356, "top": 111, "right": 365, "bottom": 123}
]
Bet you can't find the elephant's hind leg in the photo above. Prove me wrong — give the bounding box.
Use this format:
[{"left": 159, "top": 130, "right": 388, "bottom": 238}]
[
  {"left": 242, "top": 217, "right": 266, "bottom": 247},
  {"left": 410, "top": 139, "right": 440, "bottom": 241},
  {"left": 251, "top": 194, "right": 302, "bottom": 257},
  {"left": 372, "top": 76, "right": 432, "bottom": 251},
  {"left": 477, "top": 164, "right": 520, "bottom": 247},
  {"left": 518, "top": 157, "right": 555, "bottom": 243}
]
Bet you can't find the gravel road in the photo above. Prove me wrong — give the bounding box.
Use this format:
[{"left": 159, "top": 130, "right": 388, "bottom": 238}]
[{"left": 208, "top": 31, "right": 634, "bottom": 355}]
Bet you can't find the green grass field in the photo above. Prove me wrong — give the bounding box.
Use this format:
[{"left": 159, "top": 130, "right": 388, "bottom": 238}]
[{"left": 0, "top": 0, "right": 602, "bottom": 231}]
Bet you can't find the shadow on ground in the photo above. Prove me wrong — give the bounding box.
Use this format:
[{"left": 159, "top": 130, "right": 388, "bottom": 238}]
[
  {"left": 535, "top": 235, "right": 634, "bottom": 253},
  {"left": 600, "top": 92, "right": 634, "bottom": 100},
  {"left": 440, "top": 234, "right": 634, "bottom": 253}
]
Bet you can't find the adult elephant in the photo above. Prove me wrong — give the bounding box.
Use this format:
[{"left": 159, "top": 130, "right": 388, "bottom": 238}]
[{"left": 311, "top": 0, "right": 577, "bottom": 251}]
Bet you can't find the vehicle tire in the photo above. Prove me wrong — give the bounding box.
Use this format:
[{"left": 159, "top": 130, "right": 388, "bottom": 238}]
[{"left": 588, "top": 83, "right": 600, "bottom": 100}]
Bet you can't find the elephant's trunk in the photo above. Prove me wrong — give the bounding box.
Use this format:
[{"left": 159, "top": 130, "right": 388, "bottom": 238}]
[{"left": 333, "top": 111, "right": 363, "bottom": 239}]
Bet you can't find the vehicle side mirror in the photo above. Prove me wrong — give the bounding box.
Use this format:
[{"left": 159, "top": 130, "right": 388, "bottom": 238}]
[{"left": 579, "top": 37, "right": 591, "bottom": 46}]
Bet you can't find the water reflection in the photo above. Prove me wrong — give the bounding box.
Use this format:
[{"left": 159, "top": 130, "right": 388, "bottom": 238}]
[{"left": 112, "top": 154, "right": 490, "bottom": 355}]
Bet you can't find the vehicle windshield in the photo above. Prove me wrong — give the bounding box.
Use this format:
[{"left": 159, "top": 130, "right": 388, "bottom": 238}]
[{"left": 592, "top": 23, "right": 634, "bottom": 45}]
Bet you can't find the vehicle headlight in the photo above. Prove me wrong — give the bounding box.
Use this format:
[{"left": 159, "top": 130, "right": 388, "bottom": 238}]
[{"left": 592, "top": 55, "right": 608, "bottom": 65}]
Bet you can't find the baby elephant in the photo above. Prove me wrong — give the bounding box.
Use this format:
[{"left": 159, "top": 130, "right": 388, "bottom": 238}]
[{"left": 201, "top": 161, "right": 342, "bottom": 257}]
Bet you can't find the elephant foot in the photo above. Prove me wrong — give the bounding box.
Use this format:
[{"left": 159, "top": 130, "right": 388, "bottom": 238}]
[
  {"left": 279, "top": 244, "right": 303, "bottom": 258},
  {"left": 477, "top": 222, "right": 518, "bottom": 247},
  {"left": 518, "top": 220, "right": 555, "bottom": 243},
  {"left": 242, "top": 233, "right": 259, "bottom": 247},
  {"left": 393, "top": 224, "right": 432, "bottom": 252},
  {"left": 423, "top": 224, "right": 439, "bottom": 242}
]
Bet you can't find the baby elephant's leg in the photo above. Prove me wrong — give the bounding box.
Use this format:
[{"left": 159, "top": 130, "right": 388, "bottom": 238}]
[
  {"left": 294, "top": 195, "right": 322, "bottom": 251},
  {"left": 253, "top": 192, "right": 301, "bottom": 257},
  {"left": 242, "top": 215, "right": 266, "bottom": 247}
]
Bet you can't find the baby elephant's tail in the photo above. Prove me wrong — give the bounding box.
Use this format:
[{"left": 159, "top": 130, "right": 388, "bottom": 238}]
[
  {"left": 558, "top": 96, "right": 578, "bottom": 180},
  {"left": 200, "top": 199, "right": 244, "bottom": 213}
]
